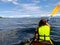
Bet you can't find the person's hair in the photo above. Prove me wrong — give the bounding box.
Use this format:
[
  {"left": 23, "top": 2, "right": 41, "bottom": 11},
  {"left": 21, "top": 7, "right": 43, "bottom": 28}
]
[{"left": 38, "top": 19, "right": 47, "bottom": 27}]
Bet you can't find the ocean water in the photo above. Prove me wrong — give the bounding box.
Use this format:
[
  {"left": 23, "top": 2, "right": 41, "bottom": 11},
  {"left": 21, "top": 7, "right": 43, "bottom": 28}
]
[{"left": 0, "top": 17, "right": 60, "bottom": 45}]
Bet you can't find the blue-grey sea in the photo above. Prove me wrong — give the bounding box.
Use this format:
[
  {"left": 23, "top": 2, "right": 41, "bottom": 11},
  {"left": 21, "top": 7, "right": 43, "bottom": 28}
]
[{"left": 0, "top": 17, "right": 60, "bottom": 45}]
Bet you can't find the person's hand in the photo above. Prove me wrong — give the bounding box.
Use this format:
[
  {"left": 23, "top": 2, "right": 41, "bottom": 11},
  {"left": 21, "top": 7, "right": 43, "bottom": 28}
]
[{"left": 46, "top": 23, "right": 50, "bottom": 27}]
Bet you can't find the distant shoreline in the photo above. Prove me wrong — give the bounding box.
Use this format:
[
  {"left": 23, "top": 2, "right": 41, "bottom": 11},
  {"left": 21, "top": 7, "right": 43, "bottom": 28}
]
[{"left": 0, "top": 17, "right": 2, "bottom": 18}]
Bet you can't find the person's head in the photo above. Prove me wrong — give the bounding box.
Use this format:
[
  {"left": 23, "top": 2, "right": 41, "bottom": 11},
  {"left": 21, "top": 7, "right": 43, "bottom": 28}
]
[{"left": 38, "top": 19, "right": 47, "bottom": 27}]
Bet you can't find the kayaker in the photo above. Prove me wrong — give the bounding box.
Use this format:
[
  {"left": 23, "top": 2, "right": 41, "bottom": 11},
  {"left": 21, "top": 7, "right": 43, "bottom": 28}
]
[{"left": 34, "top": 19, "right": 53, "bottom": 45}]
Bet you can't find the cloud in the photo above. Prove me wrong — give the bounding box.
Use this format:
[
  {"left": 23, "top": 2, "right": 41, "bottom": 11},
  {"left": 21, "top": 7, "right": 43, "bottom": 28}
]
[
  {"left": 49, "top": 1, "right": 60, "bottom": 7},
  {"left": 32, "top": 0, "right": 40, "bottom": 3},
  {"left": 0, "top": 0, "right": 52, "bottom": 17},
  {"left": 0, "top": 10, "right": 32, "bottom": 18},
  {"left": 0, "top": 3, "right": 51, "bottom": 17},
  {"left": 56, "top": 2, "right": 60, "bottom": 5},
  {"left": 2, "top": 15, "right": 31, "bottom": 18},
  {"left": 21, "top": 4, "right": 51, "bottom": 16},
  {"left": 22, "top": 4, "right": 40, "bottom": 11},
  {"left": 1, "top": 0, "right": 19, "bottom": 5}
]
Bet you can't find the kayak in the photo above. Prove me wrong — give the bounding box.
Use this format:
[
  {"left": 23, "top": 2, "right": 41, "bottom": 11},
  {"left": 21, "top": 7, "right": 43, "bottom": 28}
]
[
  {"left": 30, "top": 41, "right": 53, "bottom": 45},
  {"left": 30, "top": 29, "right": 54, "bottom": 45}
]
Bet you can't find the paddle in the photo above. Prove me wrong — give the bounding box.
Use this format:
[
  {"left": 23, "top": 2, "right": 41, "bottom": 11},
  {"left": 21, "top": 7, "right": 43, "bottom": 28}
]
[{"left": 49, "top": 5, "right": 60, "bottom": 45}]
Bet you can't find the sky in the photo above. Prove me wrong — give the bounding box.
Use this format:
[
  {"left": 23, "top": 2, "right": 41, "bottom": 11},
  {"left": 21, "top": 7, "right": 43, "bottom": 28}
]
[{"left": 0, "top": 0, "right": 60, "bottom": 18}]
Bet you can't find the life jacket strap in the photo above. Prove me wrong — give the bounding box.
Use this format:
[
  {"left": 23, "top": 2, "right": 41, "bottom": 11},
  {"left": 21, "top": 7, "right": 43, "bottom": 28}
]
[
  {"left": 38, "top": 35, "right": 50, "bottom": 41},
  {"left": 39, "top": 35, "right": 50, "bottom": 37}
]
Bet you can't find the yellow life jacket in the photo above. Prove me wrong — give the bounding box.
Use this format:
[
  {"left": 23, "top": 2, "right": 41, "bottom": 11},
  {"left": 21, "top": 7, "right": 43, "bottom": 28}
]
[{"left": 38, "top": 25, "right": 50, "bottom": 42}]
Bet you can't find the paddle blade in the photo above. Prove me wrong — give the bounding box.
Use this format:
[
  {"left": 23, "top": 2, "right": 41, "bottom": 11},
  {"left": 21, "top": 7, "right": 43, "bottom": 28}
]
[{"left": 51, "top": 5, "right": 60, "bottom": 16}]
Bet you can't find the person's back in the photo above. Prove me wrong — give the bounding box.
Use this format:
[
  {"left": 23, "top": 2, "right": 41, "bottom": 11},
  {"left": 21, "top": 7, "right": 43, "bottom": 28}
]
[
  {"left": 38, "top": 25, "right": 50, "bottom": 42},
  {"left": 30, "top": 19, "right": 54, "bottom": 45},
  {"left": 37, "top": 19, "right": 53, "bottom": 45}
]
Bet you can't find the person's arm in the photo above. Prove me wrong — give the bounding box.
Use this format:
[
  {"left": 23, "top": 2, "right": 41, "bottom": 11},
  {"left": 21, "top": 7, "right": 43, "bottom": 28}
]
[
  {"left": 34, "top": 28, "right": 38, "bottom": 41},
  {"left": 46, "top": 23, "right": 52, "bottom": 31},
  {"left": 46, "top": 23, "right": 50, "bottom": 27},
  {"left": 34, "top": 27, "right": 38, "bottom": 35}
]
